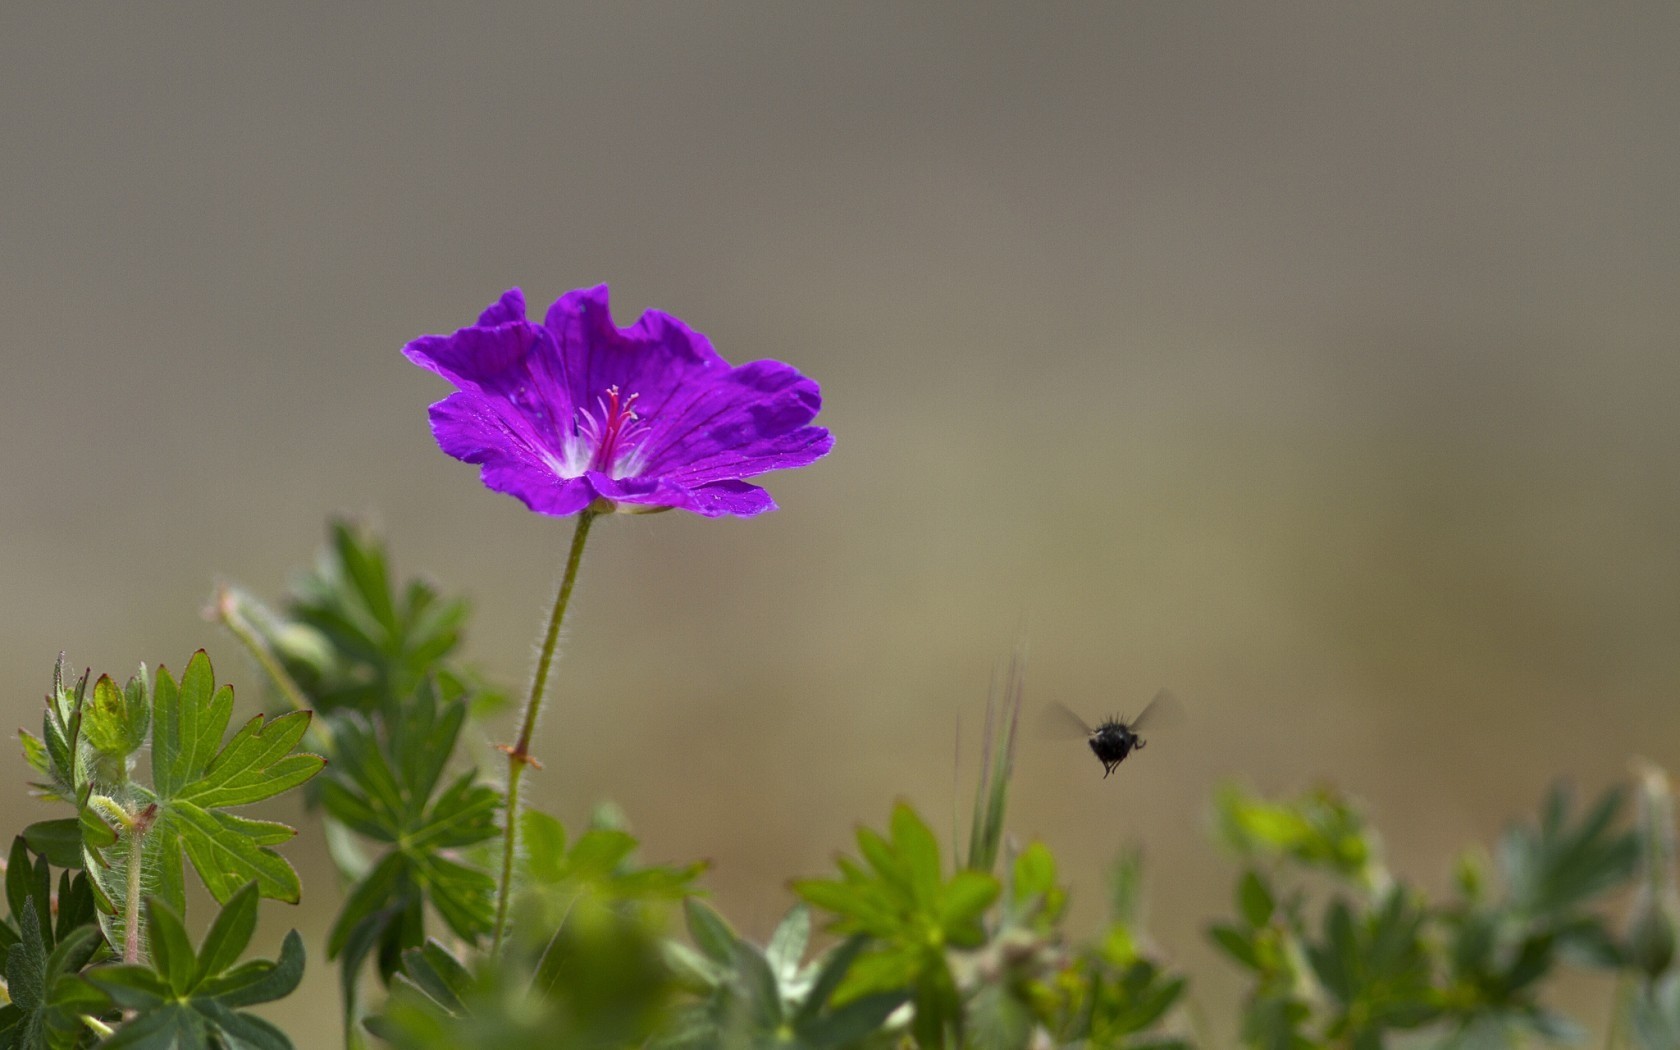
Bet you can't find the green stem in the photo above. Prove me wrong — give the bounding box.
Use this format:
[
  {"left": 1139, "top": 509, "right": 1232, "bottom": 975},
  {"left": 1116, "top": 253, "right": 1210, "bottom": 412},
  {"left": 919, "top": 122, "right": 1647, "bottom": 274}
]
[
  {"left": 492, "top": 510, "right": 597, "bottom": 954},
  {"left": 102, "top": 802, "right": 156, "bottom": 965},
  {"left": 213, "top": 586, "right": 337, "bottom": 759},
  {"left": 125, "top": 824, "right": 144, "bottom": 963}
]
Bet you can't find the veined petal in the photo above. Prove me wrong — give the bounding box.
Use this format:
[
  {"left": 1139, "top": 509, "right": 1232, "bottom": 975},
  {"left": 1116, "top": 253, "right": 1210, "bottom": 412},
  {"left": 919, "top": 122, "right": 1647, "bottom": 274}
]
[
  {"left": 406, "top": 285, "right": 831, "bottom": 519},
  {"left": 638, "top": 360, "right": 829, "bottom": 481},
  {"left": 543, "top": 285, "right": 731, "bottom": 419},
  {"left": 428, "top": 393, "right": 596, "bottom": 516},
  {"left": 669, "top": 480, "right": 778, "bottom": 518},
  {"left": 476, "top": 287, "right": 528, "bottom": 327}
]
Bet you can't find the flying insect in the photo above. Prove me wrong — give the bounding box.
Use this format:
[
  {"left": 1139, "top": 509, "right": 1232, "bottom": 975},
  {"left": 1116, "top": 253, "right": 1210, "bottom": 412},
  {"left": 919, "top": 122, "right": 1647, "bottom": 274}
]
[{"left": 1047, "top": 690, "right": 1177, "bottom": 778}]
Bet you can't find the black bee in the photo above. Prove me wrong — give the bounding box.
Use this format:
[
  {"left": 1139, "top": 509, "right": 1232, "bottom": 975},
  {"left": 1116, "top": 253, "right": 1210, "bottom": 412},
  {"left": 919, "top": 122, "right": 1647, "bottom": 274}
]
[{"left": 1048, "top": 690, "right": 1177, "bottom": 778}]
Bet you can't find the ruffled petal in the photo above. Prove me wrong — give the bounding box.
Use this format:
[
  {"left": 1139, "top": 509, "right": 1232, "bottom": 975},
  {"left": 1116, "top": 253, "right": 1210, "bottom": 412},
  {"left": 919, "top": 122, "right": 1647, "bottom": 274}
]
[
  {"left": 589, "top": 475, "right": 776, "bottom": 518},
  {"left": 476, "top": 287, "right": 528, "bottom": 327},
  {"left": 666, "top": 480, "right": 778, "bottom": 517},
  {"left": 543, "top": 286, "right": 731, "bottom": 422},
  {"left": 428, "top": 393, "right": 596, "bottom": 516},
  {"left": 404, "top": 324, "right": 578, "bottom": 447},
  {"left": 636, "top": 360, "right": 831, "bottom": 483},
  {"left": 406, "top": 285, "right": 832, "bottom": 518}
]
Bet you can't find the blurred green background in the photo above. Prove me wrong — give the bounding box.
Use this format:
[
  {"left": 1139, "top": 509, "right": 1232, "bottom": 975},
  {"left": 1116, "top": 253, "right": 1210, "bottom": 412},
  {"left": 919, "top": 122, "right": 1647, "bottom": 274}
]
[{"left": 3, "top": 4, "right": 1677, "bottom": 1043}]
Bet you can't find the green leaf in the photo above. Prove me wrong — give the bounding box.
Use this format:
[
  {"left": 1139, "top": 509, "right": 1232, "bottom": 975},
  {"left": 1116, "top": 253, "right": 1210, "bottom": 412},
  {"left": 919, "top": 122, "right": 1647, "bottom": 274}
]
[
  {"left": 144, "top": 897, "right": 197, "bottom": 996},
  {"left": 732, "top": 939, "right": 784, "bottom": 1029},
  {"left": 939, "top": 871, "right": 1000, "bottom": 942},
  {"left": 253, "top": 521, "right": 488, "bottom": 717},
  {"left": 1238, "top": 869, "right": 1275, "bottom": 927},
  {"left": 683, "top": 899, "right": 737, "bottom": 966},
  {"left": 765, "top": 904, "right": 811, "bottom": 982},
  {"left": 4, "top": 897, "right": 103, "bottom": 1050},
  {"left": 194, "top": 882, "right": 258, "bottom": 987},
  {"left": 798, "top": 801, "right": 1007, "bottom": 1046},
  {"left": 800, "top": 990, "right": 908, "bottom": 1050},
  {"left": 83, "top": 672, "right": 149, "bottom": 762},
  {"left": 22, "top": 820, "right": 83, "bottom": 871},
  {"left": 1209, "top": 922, "right": 1261, "bottom": 970},
  {"left": 91, "top": 652, "right": 324, "bottom": 932},
  {"left": 522, "top": 811, "right": 567, "bottom": 882},
  {"left": 316, "top": 684, "right": 500, "bottom": 1030},
  {"left": 1501, "top": 781, "right": 1637, "bottom": 920},
  {"left": 87, "top": 890, "right": 304, "bottom": 1048},
  {"left": 796, "top": 935, "right": 869, "bottom": 1025}
]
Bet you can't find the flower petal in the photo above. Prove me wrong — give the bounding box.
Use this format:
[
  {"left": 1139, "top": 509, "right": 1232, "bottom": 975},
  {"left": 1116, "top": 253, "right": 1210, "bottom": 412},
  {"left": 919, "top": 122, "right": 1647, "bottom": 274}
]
[
  {"left": 637, "top": 360, "right": 831, "bottom": 483},
  {"left": 428, "top": 392, "right": 596, "bottom": 516},
  {"left": 669, "top": 480, "right": 778, "bottom": 518},
  {"left": 404, "top": 323, "right": 580, "bottom": 447},
  {"left": 543, "top": 286, "right": 731, "bottom": 422},
  {"left": 477, "top": 287, "right": 528, "bottom": 327},
  {"left": 582, "top": 473, "right": 777, "bottom": 518}
]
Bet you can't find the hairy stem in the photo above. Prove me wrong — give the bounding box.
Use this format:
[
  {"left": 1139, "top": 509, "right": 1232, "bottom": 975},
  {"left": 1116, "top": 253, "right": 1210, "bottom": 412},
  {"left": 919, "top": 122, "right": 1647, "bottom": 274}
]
[
  {"left": 493, "top": 510, "right": 597, "bottom": 954},
  {"left": 212, "top": 585, "right": 337, "bottom": 759},
  {"left": 106, "top": 802, "right": 157, "bottom": 965}
]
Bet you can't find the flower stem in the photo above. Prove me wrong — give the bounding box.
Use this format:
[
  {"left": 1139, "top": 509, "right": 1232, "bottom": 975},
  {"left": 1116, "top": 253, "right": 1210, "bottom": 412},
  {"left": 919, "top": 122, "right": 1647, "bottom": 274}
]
[
  {"left": 492, "top": 510, "right": 597, "bottom": 954},
  {"left": 212, "top": 585, "right": 337, "bottom": 759}
]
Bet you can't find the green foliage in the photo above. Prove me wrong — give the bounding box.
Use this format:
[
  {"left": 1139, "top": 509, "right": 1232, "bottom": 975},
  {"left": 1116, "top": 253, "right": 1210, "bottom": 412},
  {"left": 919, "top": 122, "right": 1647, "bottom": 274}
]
[
  {"left": 75, "top": 651, "right": 325, "bottom": 950},
  {"left": 663, "top": 902, "right": 905, "bottom": 1050},
  {"left": 323, "top": 680, "right": 502, "bottom": 1023},
  {"left": 13, "top": 519, "right": 1680, "bottom": 1050},
  {"left": 1030, "top": 851, "right": 1188, "bottom": 1050},
  {"left": 369, "top": 931, "right": 676, "bottom": 1050},
  {"left": 221, "top": 524, "right": 510, "bottom": 1043},
  {"left": 83, "top": 884, "right": 304, "bottom": 1050},
  {"left": 20, "top": 656, "right": 92, "bottom": 806},
  {"left": 22, "top": 654, "right": 325, "bottom": 919},
  {"left": 1211, "top": 780, "right": 1649, "bottom": 1049},
  {"left": 796, "top": 803, "right": 1001, "bottom": 1048},
  {"left": 965, "top": 646, "right": 1024, "bottom": 875},
  {"left": 0, "top": 837, "right": 106, "bottom": 1050},
  {"left": 241, "top": 520, "right": 505, "bottom": 718},
  {"left": 1215, "top": 782, "right": 1381, "bottom": 888}
]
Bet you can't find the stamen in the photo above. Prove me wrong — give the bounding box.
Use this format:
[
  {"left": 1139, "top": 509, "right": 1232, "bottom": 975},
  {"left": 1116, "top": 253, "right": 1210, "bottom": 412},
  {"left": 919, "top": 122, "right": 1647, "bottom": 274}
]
[{"left": 567, "top": 385, "right": 650, "bottom": 478}]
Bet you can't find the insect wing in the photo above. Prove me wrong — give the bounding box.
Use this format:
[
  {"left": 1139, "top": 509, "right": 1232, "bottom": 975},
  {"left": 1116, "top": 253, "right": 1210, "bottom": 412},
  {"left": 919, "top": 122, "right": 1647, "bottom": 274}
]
[
  {"left": 1042, "top": 701, "right": 1094, "bottom": 738},
  {"left": 1129, "top": 689, "right": 1184, "bottom": 733}
]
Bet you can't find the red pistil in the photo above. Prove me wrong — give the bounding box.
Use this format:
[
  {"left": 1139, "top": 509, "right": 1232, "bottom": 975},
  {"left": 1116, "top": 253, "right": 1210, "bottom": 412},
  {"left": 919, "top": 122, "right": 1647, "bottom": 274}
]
[{"left": 588, "top": 386, "right": 641, "bottom": 472}]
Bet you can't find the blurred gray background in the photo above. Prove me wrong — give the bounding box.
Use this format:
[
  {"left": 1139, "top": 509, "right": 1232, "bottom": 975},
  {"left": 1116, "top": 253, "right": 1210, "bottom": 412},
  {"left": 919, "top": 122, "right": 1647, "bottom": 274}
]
[{"left": 3, "top": 3, "right": 1678, "bottom": 1042}]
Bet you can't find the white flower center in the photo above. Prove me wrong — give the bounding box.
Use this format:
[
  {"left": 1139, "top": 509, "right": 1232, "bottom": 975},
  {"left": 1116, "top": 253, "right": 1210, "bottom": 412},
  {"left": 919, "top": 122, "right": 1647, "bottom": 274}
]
[{"left": 550, "top": 386, "right": 650, "bottom": 479}]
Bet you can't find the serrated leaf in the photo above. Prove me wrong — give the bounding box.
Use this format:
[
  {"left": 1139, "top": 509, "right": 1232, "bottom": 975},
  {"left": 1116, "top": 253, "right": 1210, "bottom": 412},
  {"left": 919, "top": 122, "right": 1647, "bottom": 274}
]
[
  {"left": 90, "top": 652, "right": 324, "bottom": 927},
  {"left": 83, "top": 673, "right": 148, "bottom": 761},
  {"left": 87, "top": 890, "right": 304, "bottom": 1048}
]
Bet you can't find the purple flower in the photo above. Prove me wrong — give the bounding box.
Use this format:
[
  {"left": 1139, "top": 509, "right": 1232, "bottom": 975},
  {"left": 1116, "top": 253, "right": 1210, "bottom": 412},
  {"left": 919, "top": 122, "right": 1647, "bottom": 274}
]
[{"left": 403, "top": 286, "right": 833, "bottom": 518}]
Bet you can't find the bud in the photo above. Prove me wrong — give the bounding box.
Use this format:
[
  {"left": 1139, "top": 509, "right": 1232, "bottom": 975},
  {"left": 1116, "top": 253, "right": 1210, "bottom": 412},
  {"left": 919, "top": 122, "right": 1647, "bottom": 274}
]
[{"left": 1626, "top": 759, "right": 1680, "bottom": 979}]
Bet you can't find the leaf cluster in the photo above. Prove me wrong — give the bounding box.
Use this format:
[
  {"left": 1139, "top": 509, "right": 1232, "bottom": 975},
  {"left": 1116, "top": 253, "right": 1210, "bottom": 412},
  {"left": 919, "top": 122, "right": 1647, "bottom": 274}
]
[
  {"left": 1209, "top": 780, "right": 1651, "bottom": 1049},
  {"left": 221, "top": 524, "right": 510, "bottom": 1042},
  {"left": 242, "top": 520, "right": 505, "bottom": 718},
  {"left": 323, "top": 681, "right": 501, "bottom": 1019},
  {"left": 0, "top": 837, "right": 105, "bottom": 1050},
  {"left": 664, "top": 902, "right": 905, "bottom": 1050},
  {"left": 365, "top": 812, "right": 703, "bottom": 1050},
  {"left": 793, "top": 803, "right": 1190, "bottom": 1050},
  {"left": 84, "top": 884, "right": 304, "bottom": 1050}
]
